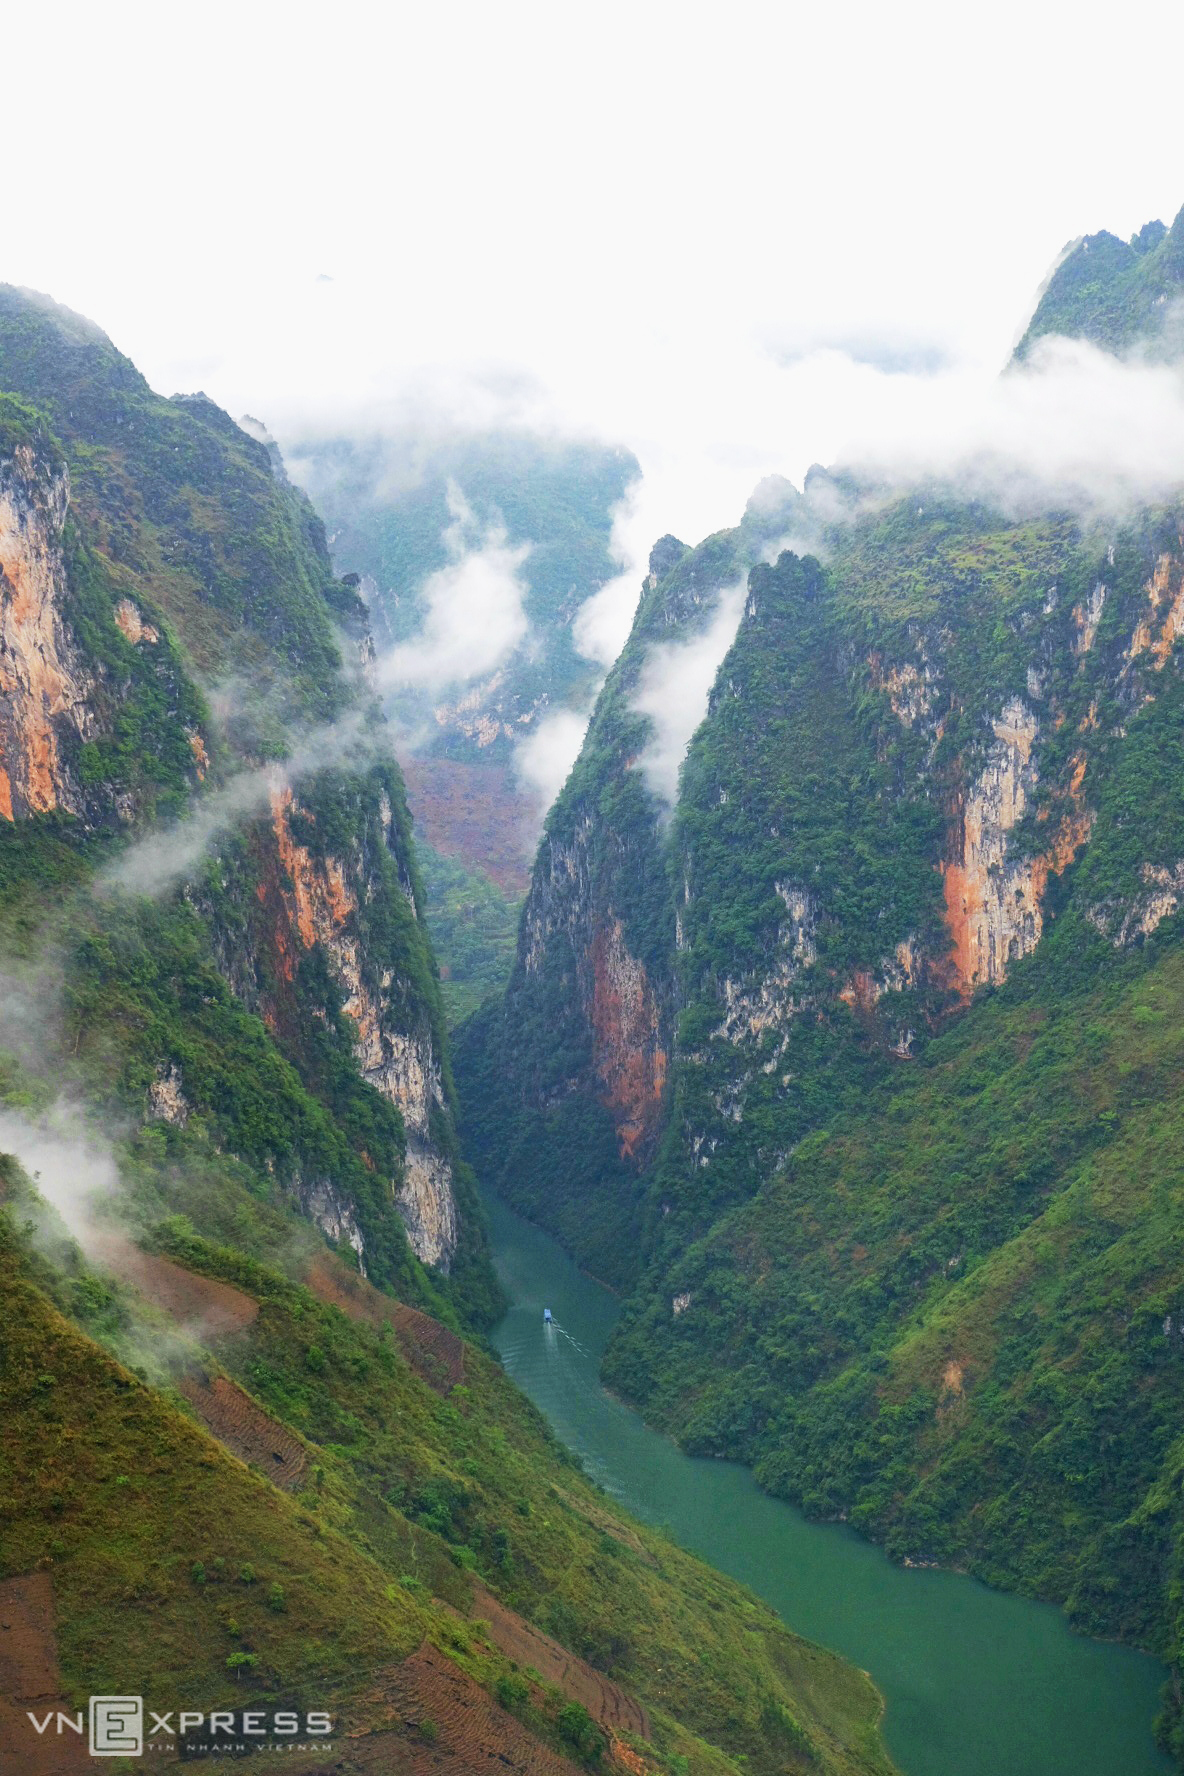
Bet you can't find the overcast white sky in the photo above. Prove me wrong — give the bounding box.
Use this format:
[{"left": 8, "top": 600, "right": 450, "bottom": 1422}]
[{"left": 8, "top": 0, "right": 1184, "bottom": 693}]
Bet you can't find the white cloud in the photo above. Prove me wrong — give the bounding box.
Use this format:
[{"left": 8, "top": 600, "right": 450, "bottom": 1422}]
[
  {"left": 631, "top": 584, "right": 747, "bottom": 810},
  {"left": 375, "top": 482, "right": 532, "bottom": 694},
  {"left": 833, "top": 335, "right": 1184, "bottom": 515},
  {"left": 513, "top": 706, "right": 591, "bottom": 821},
  {"left": 1, "top": 3, "right": 1176, "bottom": 674},
  {"left": 0, "top": 1101, "right": 120, "bottom": 1253},
  {"left": 571, "top": 481, "right": 652, "bottom": 670},
  {"left": 99, "top": 709, "right": 379, "bottom": 900},
  {"left": 0, "top": 3, "right": 1181, "bottom": 842}
]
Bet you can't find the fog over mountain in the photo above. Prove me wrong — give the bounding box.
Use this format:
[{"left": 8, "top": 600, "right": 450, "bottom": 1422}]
[{"left": 4, "top": 7, "right": 1182, "bottom": 774}]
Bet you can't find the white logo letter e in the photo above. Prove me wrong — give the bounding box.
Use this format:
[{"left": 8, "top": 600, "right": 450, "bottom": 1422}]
[{"left": 89, "top": 1697, "right": 144, "bottom": 1756}]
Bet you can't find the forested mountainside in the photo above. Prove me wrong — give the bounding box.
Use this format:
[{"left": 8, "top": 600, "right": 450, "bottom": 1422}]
[
  {"left": 0, "top": 288, "right": 899, "bottom": 1776},
  {"left": 456, "top": 207, "right": 1184, "bottom": 1758},
  {"left": 0, "top": 1190, "right": 896, "bottom": 1776},
  {"left": 0, "top": 284, "right": 492, "bottom": 1313},
  {"left": 457, "top": 484, "right": 802, "bottom": 1280},
  {"left": 1017, "top": 199, "right": 1184, "bottom": 358},
  {"left": 290, "top": 432, "right": 639, "bottom": 1024}
]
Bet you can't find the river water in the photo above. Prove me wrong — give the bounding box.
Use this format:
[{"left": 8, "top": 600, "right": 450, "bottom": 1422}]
[{"left": 485, "top": 1189, "right": 1173, "bottom": 1776}]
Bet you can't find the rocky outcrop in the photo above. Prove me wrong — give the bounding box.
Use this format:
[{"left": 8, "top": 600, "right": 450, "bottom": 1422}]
[
  {"left": 1072, "top": 582, "right": 1106, "bottom": 655},
  {"left": 265, "top": 785, "right": 459, "bottom": 1270},
  {"left": 719, "top": 884, "right": 817, "bottom": 1045},
  {"left": 393, "top": 1148, "right": 458, "bottom": 1270},
  {"left": 0, "top": 445, "right": 91, "bottom": 821},
  {"left": 870, "top": 654, "right": 937, "bottom": 728},
  {"left": 520, "top": 816, "right": 669, "bottom": 1163},
  {"left": 1088, "top": 858, "right": 1184, "bottom": 947},
  {"left": 941, "top": 699, "right": 1043, "bottom": 991},
  {"left": 431, "top": 668, "right": 544, "bottom": 750},
  {"left": 590, "top": 918, "right": 667, "bottom": 1159},
  {"left": 295, "top": 1175, "right": 367, "bottom": 1266},
  {"left": 1127, "top": 551, "right": 1184, "bottom": 670},
  {"left": 112, "top": 597, "right": 159, "bottom": 647},
  {"left": 940, "top": 699, "right": 1090, "bottom": 994},
  {"left": 148, "top": 1062, "right": 190, "bottom": 1127}
]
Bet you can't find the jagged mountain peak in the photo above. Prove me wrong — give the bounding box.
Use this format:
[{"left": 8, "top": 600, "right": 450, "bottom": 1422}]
[
  {"left": 1016, "top": 196, "right": 1184, "bottom": 360},
  {"left": 646, "top": 532, "right": 690, "bottom": 582}
]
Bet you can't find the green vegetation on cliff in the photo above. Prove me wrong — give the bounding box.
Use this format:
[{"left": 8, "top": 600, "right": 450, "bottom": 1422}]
[
  {"left": 457, "top": 499, "right": 803, "bottom": 1287},
  {"left": 0, "top": 1131, "right": 897, "bottom": 1776},
  {"left": 1017, "top": 202, "right": 1184, "bottom": 359},
  {"left": 0, "top": 286, "right": 900, "bottom": 1776},
  {"left": 0, "top": 282, "right": 501, "bottom": 1324},
  {"left": 460, "top": 240, "right": 1184, "bottom": 1756}
]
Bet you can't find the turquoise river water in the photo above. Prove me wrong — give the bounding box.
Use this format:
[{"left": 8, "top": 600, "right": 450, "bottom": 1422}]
[{"left": 485, "top": 1189, "right": 1173, "bottom": 1776}]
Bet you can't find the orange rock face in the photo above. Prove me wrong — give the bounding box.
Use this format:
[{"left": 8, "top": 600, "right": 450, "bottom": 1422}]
[
  {"left": 112, "top": 596, "right": 159, "bottom": 647},
  {"left": 838, "top": 969, "right": 878, "bottom": 1013},
  {"left": 0, "top": 447, "right": 88, "bottom": 821},
  {"left": 590, "top": 918, "right": 667, "bottom": 1159},
  {"left": 262, "top": 784, "right": 459, "bottom": 1270},
  {"left": 269, "top": 785, "right": 355, "bottom": 951},
  {"left": 940, "top": 704, "right": 1091, "bottom": 996},
  {"left": 1127, "top": 550, "right": 1184, "bottom": 670}
]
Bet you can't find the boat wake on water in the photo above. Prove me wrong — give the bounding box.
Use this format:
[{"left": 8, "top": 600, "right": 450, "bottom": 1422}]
[{"left": 543, "top": 1317, "right": 590, "bottom": 1358}]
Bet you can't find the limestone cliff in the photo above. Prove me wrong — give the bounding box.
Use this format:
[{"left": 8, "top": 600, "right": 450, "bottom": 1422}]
[
  {"left": 0, "top": 426, "right": 462, "bottom": 1278},
  {"left": 473, "top": 501, "right": 1184, "bottom": 1290},
  {"left": 0, "top": 439, "right": 90, "bottom": 821},
  {"left": 214, "top": 780, "right": 461, "bottom": 1272},
  {"left": 518, "top": 819, "right": 668, "bottom": 1163},
  {"left": 0, "top": 287, "right": 499, "bottom": 1330}
]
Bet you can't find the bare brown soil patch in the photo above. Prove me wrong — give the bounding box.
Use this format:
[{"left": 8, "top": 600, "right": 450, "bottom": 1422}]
[
  {"left": 400, "top": 756, "right": 534, "bottom": 895},
  {"left": 466, "top": 1584, "right": 651, "bottom": 1741},
  {"left": 321, "top": 1641, "right": 586, "bottom": 1775},
  {"left": 89, "top": 1237, "right": 258, "bottom": 1340},
  {"left": 305, "top": 1255, "right": 465, "bottom": 1395},
  {"left": 179, "top": 1373, "right": 308, "bottom": 1488},
  {"left": 0, "top": 1573, "right": 86, "bottom": 1774},
  {"left": 305, "top": 1252, "right": 395, "bottom": 1329},
  {"left": 391, "top": 1304, "right": 466, "bottom": 1395}
]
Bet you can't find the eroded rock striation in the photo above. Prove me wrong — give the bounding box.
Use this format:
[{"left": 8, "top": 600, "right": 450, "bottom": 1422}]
[
  {"left": 253, "top": 785, "right": 460, "bottom": 1270},
  {"left": 0, "top": 442, "right": 90, "bottom": 821}
]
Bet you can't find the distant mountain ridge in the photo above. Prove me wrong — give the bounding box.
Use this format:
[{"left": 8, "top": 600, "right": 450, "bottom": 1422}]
[
  {"left": 290, "top": 428, "right": 641, "bottom": 1021},
  {"left": 291, "top": 429, "right": 638, "bottom": 758}
]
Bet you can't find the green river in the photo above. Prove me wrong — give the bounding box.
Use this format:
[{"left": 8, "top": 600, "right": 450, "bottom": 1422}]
[{"left": 484, "top": 1189, "right": 1173, "bottom": 1776}]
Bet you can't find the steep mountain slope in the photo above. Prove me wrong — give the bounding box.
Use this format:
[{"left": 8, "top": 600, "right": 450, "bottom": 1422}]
[
  {"left": 458, "top": 486, "right": 801, "bottom": 1283},
  {"left": 0, "top": 285, "right": 493, "bottom": 1312},
  {"left": 457, "top": 208, "right": 1184, "bottom": 1756},
  {"left": 0, "top": 1195, "right": 896, "bottom": 1776},
  {"left": 0, "top": 287, "right": 899, "bottom": 1776}
]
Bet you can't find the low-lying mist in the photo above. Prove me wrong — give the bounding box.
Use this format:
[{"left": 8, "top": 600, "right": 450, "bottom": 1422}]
[
  {"left": 631, "top": 583, "right": 748, "bottom": 812},
  {"left": 278, "top": 308, "right": 1184, "bottom": 831}
]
